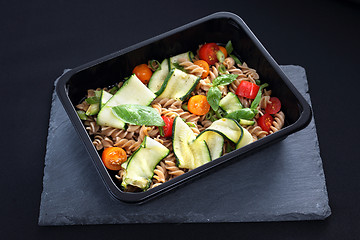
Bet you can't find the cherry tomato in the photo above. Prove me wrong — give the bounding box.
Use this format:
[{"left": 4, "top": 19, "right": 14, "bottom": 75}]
[
  {"left": 218, "top": 46, "right": 228, "bottom": 58},
  {"left": 199, "top": 43, "right": 220, "bottom": 65},
  {"left": 188, "top": 95, "right": 210, "bottom": 116},
  {"left": 235, "top": 81, "right": 260, "bottom": 99},
  {"left": 265, "top": 97, "right": 281, "bottom": 114},
  {"left": 132, "top": 64, "right": 153, "bottom": 84},
  {"left": 257, "top": 113, "right": 274, "bottom": 133},
  {"left": 161, "top": 116, "right": 174, "bottom": 138},
  {"left": 101, "top": 147, "right": 127, "bottom": 171},
  {"left": 193, "top": 60, "right": 210, "bottom": 79}
]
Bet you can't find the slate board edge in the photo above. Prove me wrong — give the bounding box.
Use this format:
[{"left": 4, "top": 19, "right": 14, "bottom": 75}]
[{"left": 38, "top": 66, "right": 331, "bottom": 225}]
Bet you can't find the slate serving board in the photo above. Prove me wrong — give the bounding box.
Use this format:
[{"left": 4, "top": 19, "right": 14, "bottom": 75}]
[{"left": 38, "top": 65, "right": 331, "bottom": 225}]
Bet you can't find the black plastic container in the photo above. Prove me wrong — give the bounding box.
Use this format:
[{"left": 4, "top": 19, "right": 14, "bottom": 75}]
[{"left": 56, "top": 12, "right": 312, "bottom": 203}]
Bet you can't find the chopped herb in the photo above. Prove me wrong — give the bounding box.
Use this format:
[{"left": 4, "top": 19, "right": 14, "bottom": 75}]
[
  {"left": 172, "top": 62, "right": 185, "bottom": 71},
  {"left": 225, "top": 41, "right": 233, "bottom": 55},
  {"left": 230, "top": 54, "right": 241, "bottom": 65},
  {"left": 85, "top": 96, "right": 100, "bottom": 104},
  {"left": 148, "top": 60, "right": 161, "bottom": 71},
  {"left": 77, "top": 110, "right": 88, "bottom": 120},
  {"left": 109, "top": 86, "right": 119, "bottom": 95},
  {"left": 216, "top": 50, "right": 225, "bottom": 63}
]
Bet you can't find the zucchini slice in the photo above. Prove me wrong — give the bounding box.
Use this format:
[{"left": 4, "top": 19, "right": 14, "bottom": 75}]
[
  {"left": 196, "top": 131, "right": 224, "bottom": 160},
  {"left": 206, "top": 118, "right": 243, "bottom": 143},
  {"left": 86, "top": 103, "right": 99, "bottom": 116},
  {"left": 157, "top": 68, "right": 200, "bottom": 101},
  {"left": 121, "top": 136, "right": 169, "bottom": 190},
  {"left": 219, "top": 92, "right": 243, "bottom": 113},
  {"left": 172, "top": 117, "right": 211, "bottom": 170},
  {"left": 236, "top": 127, "right": 253, "bottom": 149},
  {"left": 97, "top": 74, "right": 156, "bottom": 129},
  {"left": 148, "top": 59, "right": 170, "bottom": 95},
  {"left": 99, "top": 90, "right": 113, "bottom": 109},
  {"left": 169, "top": 51, "right": 194, "bottom": 69}
]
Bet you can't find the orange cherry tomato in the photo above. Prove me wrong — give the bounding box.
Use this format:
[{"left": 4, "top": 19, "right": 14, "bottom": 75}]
[
  {"left": 193, "top": 60, "right": 210, "bottom": 79},
  {"left": 132, "top": 64, "right": 153, "bottom": 84},
  {"left": 187, "top": 95, "right": 210, "bottom": 116},
  {"left": 198, "top": 43, "right": 220, "bottom": 65},
  {"left": 218, "top": 46, "right": 228, "bottom": 58},
  {"left": 101, "top": 147, "right": 127, "bottom": 171}
]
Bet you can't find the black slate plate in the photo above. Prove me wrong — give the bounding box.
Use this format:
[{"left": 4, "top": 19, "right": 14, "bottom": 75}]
[{"left": 39, "top": 65, "right": 331, "bottom": 225}]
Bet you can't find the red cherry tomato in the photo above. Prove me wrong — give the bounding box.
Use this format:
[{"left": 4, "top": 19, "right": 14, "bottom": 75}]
[
  {"left": 235, "top": 81, "right": 260, "bottom": 99},
  {"left": 199, "top": 43, "right": 220, "bottom": 65},
  {"left": 257, "top": 113, "right": 274, "bottom": 133},
  {"left": 265, "top": 97, "right": 281, "bottom": 114},
  {"left": 161, "top": 116, "right": 174, "bottom": 137}
]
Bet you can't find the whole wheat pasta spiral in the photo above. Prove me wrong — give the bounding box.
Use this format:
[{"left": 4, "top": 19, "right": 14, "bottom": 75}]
[
  {"left": 92, "top": 135, "right": 114, "bottom": 150},
  {"left": 85, "top": 119, "right": 100, "bottom": 135},
  {"left": 152, "top": 161, "right": 168, "bottom": 184},
  {"left": 178, "top": 59, "right": 204, "bottom": 77},
  {"left": 223, "top": 57, "right": 236, "bottom": 69},
  {"left": 164, "top": 152, "right": 185, "bottom": 179},
  {"left": 209, "top": 65, "right": 219, "bottom": 81},
  {"left": 238, "top": 62, "right": 259, "bottom": 81},
  {"left": 152, "top": 97, "right": 182, "bottom": 109},
  {"left": 114, "top": 138, "right": 141, "bottom": 155},
  {"left": 246, "top": 124, "right": 268, "bottom": 140},
  {"left": 167, "top": 107, "right": 200, "bottom": 123},
  {"left": 76, "top": 101, "right": 90, "bottom": 111},
  {"left": 270, "top": 111, "right": 285, "bottom": 134}
]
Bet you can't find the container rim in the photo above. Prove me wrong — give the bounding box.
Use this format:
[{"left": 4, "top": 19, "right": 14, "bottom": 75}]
[{"left": 56, "top": 11, "right": 312, "bottom": 203}]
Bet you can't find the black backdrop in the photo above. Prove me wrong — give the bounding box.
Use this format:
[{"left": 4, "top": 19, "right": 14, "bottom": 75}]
[{"left": 1, "top": 0, "right": 359, "bottom": 239}]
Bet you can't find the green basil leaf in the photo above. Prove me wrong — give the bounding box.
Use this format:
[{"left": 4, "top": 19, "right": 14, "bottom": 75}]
[
  {"left": 225, "top": 108, "right": 256, "bottom": 121},
  {"left": 112, "top": 104, "right": 165, "bottom": 126},
  {"left": 207, "top": 86, "right": 222, "bottom": 111},
  {"left": 212, "top": 74, "right": 238, "bottom": 87},
  {"left": 250, "top": 83, "right": 269, "bottom": 109},
  {"left": 225, "top": 41, "right": 233, "bottom": 55},
  {"left": 230, "top": 54, "right": 241, "bottom": 65}
]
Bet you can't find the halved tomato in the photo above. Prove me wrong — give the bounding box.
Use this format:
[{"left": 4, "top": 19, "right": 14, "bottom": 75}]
[
  {"left": 199, "top": 43, "right": 220, "bottom": 65},
  {"left": 257, "top": 113, "right": 273, "bottom": 133},
  {"left": 265, "top": 97, "right": 281, "bottom": 114}
]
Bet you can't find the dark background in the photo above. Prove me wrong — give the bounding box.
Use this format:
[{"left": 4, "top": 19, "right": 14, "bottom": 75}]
[{"left": 1, "top": 0, "right": 359, "bottom": 239}]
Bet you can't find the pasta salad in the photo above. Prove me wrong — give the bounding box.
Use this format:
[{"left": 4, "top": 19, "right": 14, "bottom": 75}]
[{"left": 76, "top": 41, "right": 285, "bottom": 192}]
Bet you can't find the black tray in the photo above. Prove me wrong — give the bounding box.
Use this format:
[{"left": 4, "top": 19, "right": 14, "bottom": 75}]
[{"left": 56, "top": 12, "right": 312, "bottom": 203}]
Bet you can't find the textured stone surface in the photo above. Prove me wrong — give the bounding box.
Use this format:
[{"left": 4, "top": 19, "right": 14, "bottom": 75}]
[{"left": 38, "top": 65, "right": 331, "bottom": 225}]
